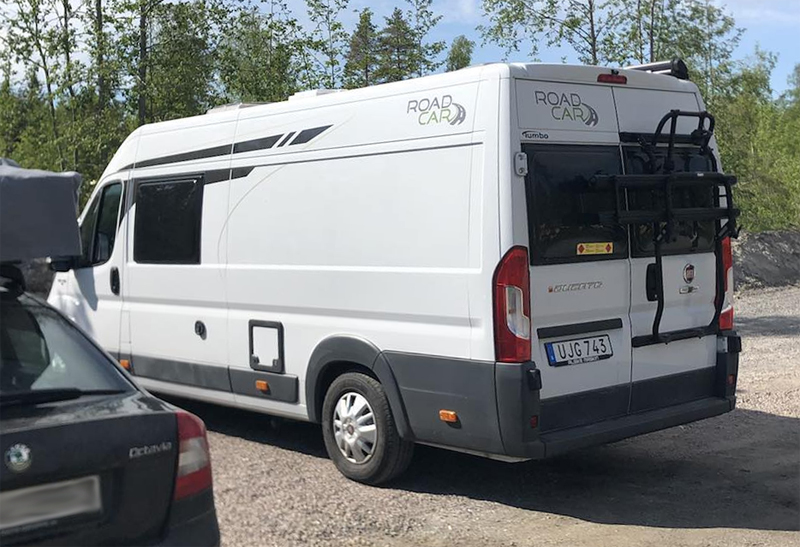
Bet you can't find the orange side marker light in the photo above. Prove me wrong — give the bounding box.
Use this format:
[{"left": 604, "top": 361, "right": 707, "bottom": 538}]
[
  {"left": 255, "top": 380, "right": 270, "bottom": 393},
  {"left": 439, "top": 410, "right": 458, "bottom": 423},
  {"left": 119, "top": 359, "right": 131, "bottom": 371}
]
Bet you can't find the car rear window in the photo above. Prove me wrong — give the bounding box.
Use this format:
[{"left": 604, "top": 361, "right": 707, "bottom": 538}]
[
  {"left": 624, "top": 146, "right": 716, "bottom": 257},
  {"left": 0, "top": 296, "right": 131, "bottom": 394},
  {"left": 523, "top": 145, "right": 628, "bottom": 264}
]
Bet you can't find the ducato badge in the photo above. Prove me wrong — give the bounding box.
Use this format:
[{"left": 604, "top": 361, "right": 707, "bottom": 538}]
[{"left": 683, "top": 263, "right": 696, "bottom": 284}]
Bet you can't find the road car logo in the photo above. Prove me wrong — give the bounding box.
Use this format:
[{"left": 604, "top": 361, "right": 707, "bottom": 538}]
[
  {"left": 407, "top": 95, "right": 466, "bottom": 126},
  {"left": 683, "top": 264, "right": 696, "bottom": 284},
  {"left": 534, "top": 90, "right": 599, "bottom": 127},
  {"left": 5, "top": 443, "right": 32, "bottom": 473}
]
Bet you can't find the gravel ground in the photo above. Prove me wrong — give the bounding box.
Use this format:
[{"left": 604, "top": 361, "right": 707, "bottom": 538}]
[{"left": 167, "top": 287, "right": 800, "bottom": 547}]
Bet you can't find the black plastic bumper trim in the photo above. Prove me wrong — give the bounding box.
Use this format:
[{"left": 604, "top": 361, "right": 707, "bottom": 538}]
[{"left": 537, "top": 318, "right": 623, "bottom": 340}]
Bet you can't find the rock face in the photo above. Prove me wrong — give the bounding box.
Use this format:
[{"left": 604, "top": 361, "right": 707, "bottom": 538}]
[
  {"left": 732, "top": 230, "right": 800, "bottom": 291},
  {"left": 16, "top": 231, "right": 800, "bottom": 297}
]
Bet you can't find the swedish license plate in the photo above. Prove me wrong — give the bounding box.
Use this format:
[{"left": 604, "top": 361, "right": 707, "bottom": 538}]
[
  {"left": 0, "top": 475, "right": 101, "bottom": 532},
  {"left": 545, "top": 335, "right": 613, "bottom": 366}
]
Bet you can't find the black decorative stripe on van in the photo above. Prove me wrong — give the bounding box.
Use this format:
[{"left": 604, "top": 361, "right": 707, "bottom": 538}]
[
  {"left": 537, "top": 318, "right": 623, "bottom": 340},
  {"left": 123, "top": 124, "right": 332, "bottom": 172},
  {"left": 290, "top": 125, "right": 332, "bottom": 145},
  {"left": 233, "top": 134, "right": 283, "bottom": 154},
  {"left": 276, "top": 131, "right": 296, "bottom": 147},
  {"left": 135, "top": 143, "right": 233, "bottom": 169}
]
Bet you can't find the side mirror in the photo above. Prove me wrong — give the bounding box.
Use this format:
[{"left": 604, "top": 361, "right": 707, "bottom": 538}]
[{"left": 48, "top": 256, "right": 78, "bottom": 272}]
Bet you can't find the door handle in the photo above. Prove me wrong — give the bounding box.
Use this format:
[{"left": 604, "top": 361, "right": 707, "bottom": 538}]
[{"left": 110, "top": 267, "right": 120, "bottom": 295}]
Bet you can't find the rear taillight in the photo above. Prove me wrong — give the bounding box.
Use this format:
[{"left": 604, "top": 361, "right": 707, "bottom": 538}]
[
  {"left": 493, "top": 246, "right": 531, "bottom": 363},
  {"left": 718, "top": 236, "right": 734, "bottom": 330},
  {"left": 174, "top": 411, "right": 212, "bottom": 500}
]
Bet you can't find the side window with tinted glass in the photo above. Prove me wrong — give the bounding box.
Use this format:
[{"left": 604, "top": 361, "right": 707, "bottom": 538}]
[
  {"left": 78, "top": 182, "right": 122, "bottom": 267},
  {"left": 524, "top": 145, "right": 628, "bottom": 264},
  {"left": 133, "top": 178, "right": 203, "bottom": 264}
]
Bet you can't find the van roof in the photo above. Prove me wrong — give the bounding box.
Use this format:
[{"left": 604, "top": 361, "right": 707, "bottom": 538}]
[{"left": 138, "top": 62, "right": 698, "bottom": 134}]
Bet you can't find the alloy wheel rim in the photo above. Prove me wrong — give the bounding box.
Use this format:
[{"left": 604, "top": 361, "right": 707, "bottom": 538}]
[{"left": 333, "top": 391, "right": 377, "bottom": 464}]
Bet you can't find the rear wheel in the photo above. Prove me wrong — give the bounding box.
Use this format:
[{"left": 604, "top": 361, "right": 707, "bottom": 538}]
[{"left": 321, "top": 372, "right": 413, "bottom": 484}]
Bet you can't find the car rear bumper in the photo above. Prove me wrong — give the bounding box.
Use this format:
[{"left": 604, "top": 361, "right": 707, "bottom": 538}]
[{"left": 154, "top": 489, "right": 220, "bottom": 547}]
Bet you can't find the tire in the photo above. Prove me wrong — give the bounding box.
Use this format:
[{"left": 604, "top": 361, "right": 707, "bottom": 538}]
[{"left": 321, "top": 372, "right": 414, "bottom": 484}]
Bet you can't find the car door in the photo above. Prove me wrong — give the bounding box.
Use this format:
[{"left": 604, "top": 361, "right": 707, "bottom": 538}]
[
  {"left": 522, "top": 144, "right": 634, "bottom": 432},
  {"left": 49, "top": 180, "right": 125, "bottom": 357}
]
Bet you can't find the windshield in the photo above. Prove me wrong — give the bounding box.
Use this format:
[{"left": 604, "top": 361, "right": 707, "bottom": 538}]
[{"left": 0, "top": 294, "right": 132, "bottom": 395}]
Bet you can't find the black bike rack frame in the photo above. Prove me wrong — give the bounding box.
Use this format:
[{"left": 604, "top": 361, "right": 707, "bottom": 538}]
[{"left": 592, "top": 110, "right": 740, "bottom": 347}]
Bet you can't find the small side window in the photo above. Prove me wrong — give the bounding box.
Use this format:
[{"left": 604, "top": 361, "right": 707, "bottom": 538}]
[
  {"left": 133, "top": 178, "right": 203, "bottom": 264},
  {"left": 524, "top": 145, "right": 628, "bottom": 265},
  {"left": 78, "top": 182, "right": 123, "bottom": 267}
]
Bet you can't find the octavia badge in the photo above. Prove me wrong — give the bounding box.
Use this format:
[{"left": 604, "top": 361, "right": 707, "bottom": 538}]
[
  {"left": 683, "top": 264, "right": 696, "bottom": 284},
  {"left": 5, "top": 443, "right": 32, "bottom": 473}
]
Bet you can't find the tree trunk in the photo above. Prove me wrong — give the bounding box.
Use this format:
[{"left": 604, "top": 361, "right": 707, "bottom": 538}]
[
  {"left": 61, "top": 0, "right": 78, "bottom": 167},
  {"left": 588, "top": 0, "right": 598, "bottom": 65},
  {"left": 138, "top": 2, "right": 148, "bottom": 125},
  {"left": 95, "top": 0, "right": 107, "bottom": 108}
]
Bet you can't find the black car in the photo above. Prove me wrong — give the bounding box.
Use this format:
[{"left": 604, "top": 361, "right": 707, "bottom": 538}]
[{"left": 0, "top": 268, "right": 221, "bottom": 546}]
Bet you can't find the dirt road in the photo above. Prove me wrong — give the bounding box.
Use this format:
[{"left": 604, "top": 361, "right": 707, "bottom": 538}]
[{"left": 169, "top": 287, "right": 800, "bottom": 547}]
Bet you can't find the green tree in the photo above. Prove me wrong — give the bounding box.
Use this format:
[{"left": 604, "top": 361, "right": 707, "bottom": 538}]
[
  {"left": 218, "top": 3, "right": 304, "bottom": 102},
  {"left": 306, "top": 0, "right": 349, "bottom": 88},
  {"left": 145, "top": 0, "right": 222, "bottom": 121},
  {"left": 481, "top": 0, "right": 625, "bottom": 65},
  {"left": 375, "top": 8, "right": 417, "bottom": 83},
  {"left": 446, "top": 35, "right": 474, "bottom": 71},
  {"left": 343, "top": 8, "right": 379, "bottom": 89},
  {"left": 406, "top": 0, "right": 445, "bottom": 76}
]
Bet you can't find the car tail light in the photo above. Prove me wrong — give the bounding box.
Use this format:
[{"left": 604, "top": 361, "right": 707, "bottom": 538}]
[
  {"left": 493, "top": 246, "right": 531, "bottom": 363},
  {"left": 598, "top": 73, "right": 627, "bottom": 84},
  {"left": 174, "top": 411, "right": 212, "bottom": 500},
  {"left": 718, "top": 236, "right": 734, "bottom": 330}
]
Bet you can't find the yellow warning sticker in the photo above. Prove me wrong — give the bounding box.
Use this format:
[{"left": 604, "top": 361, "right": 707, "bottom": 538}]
[{"left": 577, "top": 242, "right": 614, "bottom": 255}]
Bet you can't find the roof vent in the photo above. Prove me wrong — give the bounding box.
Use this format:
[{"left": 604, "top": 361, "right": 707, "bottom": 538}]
[
  {"left": 206, "top": 103, "right": 266, "bottom": 114},
  {"left": 288, "top": 89, "right": 343, "bottom": 101},
  {"left": 624, "top": 59, "right": 690, "bottom": 81}
]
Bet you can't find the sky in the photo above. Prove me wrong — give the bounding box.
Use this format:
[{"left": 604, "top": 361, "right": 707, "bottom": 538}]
[{"left": 340, "top": 0, "right": 800, "bottom": 94}]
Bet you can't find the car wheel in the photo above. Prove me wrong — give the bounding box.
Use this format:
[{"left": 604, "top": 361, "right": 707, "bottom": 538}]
[{"left": 321, "top": 372, "right": 413, "bottom": 484}]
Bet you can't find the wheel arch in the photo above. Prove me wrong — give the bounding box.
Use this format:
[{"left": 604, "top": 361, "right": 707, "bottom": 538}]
[{"left": 305, "top": 335, "right": 412, "bottom": 439}]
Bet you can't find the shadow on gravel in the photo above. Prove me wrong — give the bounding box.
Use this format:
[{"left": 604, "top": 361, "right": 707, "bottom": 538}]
[
  {"left": 395, "top": 408, "right": 800, "bottom": 532},
  {"left": 175, "top": 395, "right": 799, "bottom": 533},
  {"left": 159, "top": 395, "right": 328, "bottom": 459},
  {"left": 735, "top": 314, "right": 800, "bottom": 337}
]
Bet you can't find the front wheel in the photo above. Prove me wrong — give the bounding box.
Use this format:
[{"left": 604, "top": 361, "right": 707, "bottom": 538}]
[{"left": 321, "top": 372, "right": 413, "bottom": 484}]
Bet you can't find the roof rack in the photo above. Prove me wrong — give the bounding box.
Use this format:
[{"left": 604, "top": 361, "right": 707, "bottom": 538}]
[{"left": 625, "top": 59, "right": 690, "bottom": 81}]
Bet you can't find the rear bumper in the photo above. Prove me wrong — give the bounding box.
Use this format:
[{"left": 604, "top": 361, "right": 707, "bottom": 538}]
[
  {"left": 384, "top": 332, "right": 740, "bottom": 461},
  {"left": 155, "top": 490, "right": 220, "bottom": 547}
]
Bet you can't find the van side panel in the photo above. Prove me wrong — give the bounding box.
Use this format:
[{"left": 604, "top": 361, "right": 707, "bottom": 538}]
[
  {"left": 123, "top": 117, "right": 235, "bottom": 385},
  {"left": 225, "top": 144, "right": 475, "bottom": 413}
]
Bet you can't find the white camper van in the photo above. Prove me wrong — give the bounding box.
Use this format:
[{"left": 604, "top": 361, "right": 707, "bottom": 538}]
[{"left": 49, "top": 61, "right": 741, "bottom": 484}]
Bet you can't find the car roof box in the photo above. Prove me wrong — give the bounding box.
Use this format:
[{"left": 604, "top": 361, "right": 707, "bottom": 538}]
[{"left": 0, "top": 158, "right": 82, "bottom": 262}]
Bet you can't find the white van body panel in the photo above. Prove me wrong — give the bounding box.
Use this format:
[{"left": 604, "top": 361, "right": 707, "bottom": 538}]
[{"left": 49, "top": 63, "right": 739, "bottom": 461}]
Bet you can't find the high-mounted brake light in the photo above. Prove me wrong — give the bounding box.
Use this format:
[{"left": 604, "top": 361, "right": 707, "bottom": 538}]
[
  {"left": 598, "top": 73, "right": 627, "bottom": 84},
  {"left": 174, "top": 411, "right": 212, "bottom": 500},
  {"left": 493, "top": 246, "right": 531, "bottom": 363},
  {"left": 719, "top": 236, "right": 734, "bottom": 330}
]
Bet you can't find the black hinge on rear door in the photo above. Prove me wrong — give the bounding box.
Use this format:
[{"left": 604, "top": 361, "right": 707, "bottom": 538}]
[{"left": 590, "top": 110, "right": 740, "bottom": 347}]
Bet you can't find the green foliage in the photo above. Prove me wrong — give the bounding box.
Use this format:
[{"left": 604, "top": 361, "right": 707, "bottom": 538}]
[
  {"left": 375, "top": 8, "right": 418, "bottom": 83},
  {"left": 0, "top": 0, "right": 796, "bottom": 231},
  {"left": 343, "top": 8, "right": 380, "bottom": 89},
  {"left": 446, "top": 35, "right": 474, "bottom": 71},
  {"left": 715, "top": 53, "right": 800, "bottom": 231}
]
